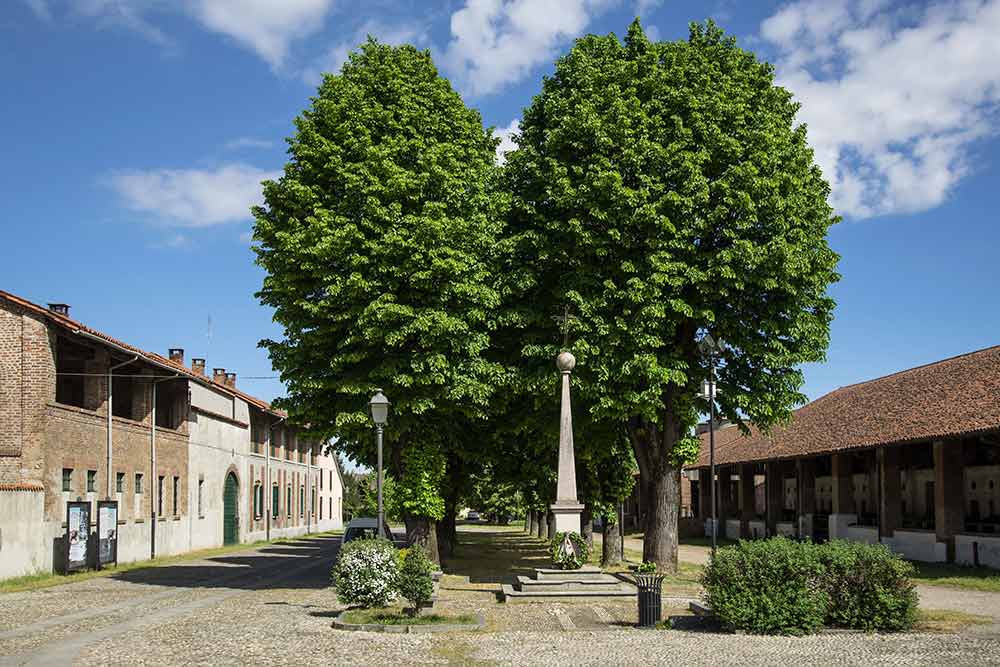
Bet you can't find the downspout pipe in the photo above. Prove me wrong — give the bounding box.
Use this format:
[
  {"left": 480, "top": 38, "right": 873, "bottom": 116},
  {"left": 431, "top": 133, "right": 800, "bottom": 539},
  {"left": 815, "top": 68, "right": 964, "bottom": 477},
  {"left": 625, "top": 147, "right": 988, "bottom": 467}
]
[{"left": 107, "top": 355, "right": 138, "bottom": 498}]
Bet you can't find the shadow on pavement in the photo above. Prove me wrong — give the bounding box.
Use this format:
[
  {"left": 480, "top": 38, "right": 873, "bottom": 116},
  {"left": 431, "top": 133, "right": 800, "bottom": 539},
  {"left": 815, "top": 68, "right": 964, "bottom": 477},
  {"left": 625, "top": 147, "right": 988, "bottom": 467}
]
[
  {"left": 440, "top": 529, "right": 552, "bottom": 585},
  {"left": 109, "top": 535, "right": 342, "bottom": 591}
]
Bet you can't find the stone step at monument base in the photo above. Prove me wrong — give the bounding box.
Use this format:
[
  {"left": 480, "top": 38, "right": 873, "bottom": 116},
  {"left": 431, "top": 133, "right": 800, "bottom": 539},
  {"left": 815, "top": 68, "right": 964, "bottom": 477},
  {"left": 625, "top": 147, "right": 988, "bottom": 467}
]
[
  {"left": 501, "top": 567, "right": 637, "bottom": 604},
  {"left": 514, "top": 574, "right": 631, "bottom": 593}
]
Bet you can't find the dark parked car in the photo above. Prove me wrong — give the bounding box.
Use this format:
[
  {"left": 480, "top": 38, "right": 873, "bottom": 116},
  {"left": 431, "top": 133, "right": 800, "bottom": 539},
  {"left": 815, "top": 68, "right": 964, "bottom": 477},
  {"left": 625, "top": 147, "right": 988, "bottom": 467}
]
[{"left": 342, "top": 517, "right": 394, "bottom": 543}]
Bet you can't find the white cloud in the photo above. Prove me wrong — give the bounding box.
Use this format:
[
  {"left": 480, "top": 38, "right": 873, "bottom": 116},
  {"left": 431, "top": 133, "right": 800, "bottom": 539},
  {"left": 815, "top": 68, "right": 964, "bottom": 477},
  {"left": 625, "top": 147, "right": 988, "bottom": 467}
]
[
  {"left": 493, "top": 118, "right": 519, "bottom": 164},
  {"left": 185, "top": 0, "right": 335, "bottom": 69},
  {"left": 225, "top": 136, "right": 275, "bottom": 150},
  {"left": 61, "top": 0, "right": 335, "bottom": 68},
  {"left": 107, "top": 163, "right": 279, "bottom": 227},
  {"left": 443, "top": 0, "right": 617, "bottom": 96},
  {"left": 301, "top": 20, "right": 427, "bottom": 86},
  {"left": 23, "top": 0, "right": 52, "bottom": 21},
  {"left": 760, "top": 0, "right": 1000, "bottom": 218}
]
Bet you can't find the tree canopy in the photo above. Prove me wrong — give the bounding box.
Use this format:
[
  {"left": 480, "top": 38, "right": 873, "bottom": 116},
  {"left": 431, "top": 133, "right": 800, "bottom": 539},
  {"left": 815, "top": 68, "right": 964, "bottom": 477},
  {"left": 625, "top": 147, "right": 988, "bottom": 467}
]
[{"left": 505, "top": 19, "right": 839, "bottom": 568}]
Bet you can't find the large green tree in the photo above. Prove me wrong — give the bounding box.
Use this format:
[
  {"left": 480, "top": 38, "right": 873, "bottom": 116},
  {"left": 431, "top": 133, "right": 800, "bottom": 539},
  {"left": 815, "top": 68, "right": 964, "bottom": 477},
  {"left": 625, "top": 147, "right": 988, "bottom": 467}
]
[
  {"left": 253, "top": 39, "right": 504, "bottom": 562},
  {"left": 505, "top": 20, "right": 839, "bottom": 570}
]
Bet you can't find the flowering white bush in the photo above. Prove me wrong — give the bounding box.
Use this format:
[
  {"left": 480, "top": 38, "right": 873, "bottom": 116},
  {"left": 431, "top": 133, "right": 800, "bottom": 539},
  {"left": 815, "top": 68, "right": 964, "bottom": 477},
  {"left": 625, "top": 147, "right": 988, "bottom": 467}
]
[{"left": 331, "top": 538, "right": 398, "bottom": 608}]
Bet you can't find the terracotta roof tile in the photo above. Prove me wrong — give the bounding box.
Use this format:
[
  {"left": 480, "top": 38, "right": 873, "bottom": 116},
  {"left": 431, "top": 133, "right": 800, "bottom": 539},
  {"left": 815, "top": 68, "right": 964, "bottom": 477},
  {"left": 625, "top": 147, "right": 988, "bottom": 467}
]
[
  {"left": 692, "top": 345, "right": 1000, "bottom": 467},
  {"left": 0, "top": 289, "right": 287, "bottom": 419}
]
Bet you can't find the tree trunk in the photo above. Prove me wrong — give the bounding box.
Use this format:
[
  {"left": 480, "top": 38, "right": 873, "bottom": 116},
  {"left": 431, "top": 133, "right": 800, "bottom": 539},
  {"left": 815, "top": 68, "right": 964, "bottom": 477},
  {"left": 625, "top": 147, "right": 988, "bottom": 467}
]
[
  {"left": 526, "top": 510, "right": 535, "bottom": 535},
  {"left": 404, "top": 515, "right": 440, "bottom": 565},
  {"left": 628, "top": 407, "right": 685, "bottom": 574},
  {"left": 602, "top": 515, "right": 622, "bottom": 568},
  {"left": 536, "top": 511, "right": 548, "bottom": 539},
  {"left": 436, "top": 511, "right": 457, "bottom": 559},
  {"left": 581, "top": 504, "right": 594, "bottom": 549},
  {"left": 547, "top": 512, "right": 556, "bottom": 540},
  {"left": 641, "top": 463, "right": 680, "bottom": 572}
]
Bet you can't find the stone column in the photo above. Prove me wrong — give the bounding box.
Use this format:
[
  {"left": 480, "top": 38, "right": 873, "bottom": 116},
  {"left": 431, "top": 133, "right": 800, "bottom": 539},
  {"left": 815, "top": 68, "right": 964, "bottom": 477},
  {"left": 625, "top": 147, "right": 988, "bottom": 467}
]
[
  {"left": 878, "top": 446, "right": 901, "bottom": 540},
  {"left": 934, "top": 440, "right": 965, "bottom": 562},
  {"left": 550, "top": 352, "right": 584, "bottom": 534},
  {"left": 830, "top": 453, "right": 856, "bottom": 539},
  {"left": 797, "top": 458, "right": 816, "bottom": 539},
  {"left": 740, "top": 463, "right": 755, "bottom": 538}
]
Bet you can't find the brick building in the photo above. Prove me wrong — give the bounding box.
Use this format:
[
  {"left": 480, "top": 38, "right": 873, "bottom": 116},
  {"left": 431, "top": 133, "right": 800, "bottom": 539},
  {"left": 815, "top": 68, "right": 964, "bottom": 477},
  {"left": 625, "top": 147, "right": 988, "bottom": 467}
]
[
  {"left": 687, "top": 345, "right": 1000, "bottom": 568},
  {"left": 0, "top": 289, "right": 343, "bottom": 580}
]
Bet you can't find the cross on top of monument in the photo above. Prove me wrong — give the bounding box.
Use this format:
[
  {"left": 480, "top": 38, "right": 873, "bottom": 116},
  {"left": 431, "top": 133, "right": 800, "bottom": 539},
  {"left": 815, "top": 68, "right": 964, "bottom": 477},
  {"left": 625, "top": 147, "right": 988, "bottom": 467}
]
[{"left": 551, "top": 304, "right": 579, "bottom": 350}]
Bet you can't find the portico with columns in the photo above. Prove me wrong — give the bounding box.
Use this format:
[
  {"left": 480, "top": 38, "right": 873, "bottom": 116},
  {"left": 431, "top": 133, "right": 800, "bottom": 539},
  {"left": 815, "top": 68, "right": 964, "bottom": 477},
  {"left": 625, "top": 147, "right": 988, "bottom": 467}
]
[{"left": 686, "top": 344, "right": 1000, "bottom": 568}]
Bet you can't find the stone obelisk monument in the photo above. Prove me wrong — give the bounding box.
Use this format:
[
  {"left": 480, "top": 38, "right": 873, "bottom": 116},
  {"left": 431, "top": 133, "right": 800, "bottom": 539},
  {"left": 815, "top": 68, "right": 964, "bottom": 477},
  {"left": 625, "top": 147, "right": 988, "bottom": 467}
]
[{"left": 551, "top": 350, "right": 584, "bottom": 533}]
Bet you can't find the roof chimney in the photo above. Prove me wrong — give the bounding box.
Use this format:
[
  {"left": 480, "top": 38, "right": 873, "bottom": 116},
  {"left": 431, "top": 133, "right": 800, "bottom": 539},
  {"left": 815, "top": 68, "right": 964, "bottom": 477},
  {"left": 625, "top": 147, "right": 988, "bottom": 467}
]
[
  {"left": 225, "top": 372, "right": 237, "bottom": 388},
  {"left": 192, "top": 358, "right": 206, "bottom": 376},
  {"left": 48, "top": 303, "right": 70, "bottom": 316},
  {"left": 213, "top": 368, "right": 226, "bottom": 384},
  {"left": 168, "top": 348, "right": 184, "bottom": 364}
]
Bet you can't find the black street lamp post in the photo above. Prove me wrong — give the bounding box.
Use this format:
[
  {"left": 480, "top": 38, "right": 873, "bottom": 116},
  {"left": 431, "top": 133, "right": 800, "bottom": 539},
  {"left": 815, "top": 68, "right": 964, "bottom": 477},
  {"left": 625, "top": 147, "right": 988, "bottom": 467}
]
[
  {"left": 368, "top": 389, "right": 390, "bottom": 539},
  {"left": 699, "top": 334, "right": 725, "bottom": 558}
]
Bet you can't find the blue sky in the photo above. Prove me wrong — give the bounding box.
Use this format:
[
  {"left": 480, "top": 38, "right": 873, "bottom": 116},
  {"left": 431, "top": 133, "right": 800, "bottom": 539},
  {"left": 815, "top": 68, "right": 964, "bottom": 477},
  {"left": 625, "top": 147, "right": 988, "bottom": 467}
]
[{"left": 3, "top": 0, "right": 999, "bottom": 407}]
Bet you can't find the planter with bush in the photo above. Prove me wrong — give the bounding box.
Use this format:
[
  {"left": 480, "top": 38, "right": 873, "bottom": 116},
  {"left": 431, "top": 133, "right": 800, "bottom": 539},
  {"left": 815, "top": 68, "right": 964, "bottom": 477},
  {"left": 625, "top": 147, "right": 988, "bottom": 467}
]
[
  {"left": 701, "top": 537, "right": 919, "bottom": 635},
  {"left": 331, "top": 537, "right": 399, "bottom": 608}
]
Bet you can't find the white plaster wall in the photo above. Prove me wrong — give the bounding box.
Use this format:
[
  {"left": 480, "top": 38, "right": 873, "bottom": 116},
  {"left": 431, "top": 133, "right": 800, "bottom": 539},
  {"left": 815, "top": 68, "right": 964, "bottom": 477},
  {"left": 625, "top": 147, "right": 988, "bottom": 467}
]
[
  {"left": 956, "top": 534, "right": 1000, "bottom": 568},
  {"left": 190, "top": 383, "right": 235, "bottom": 419},
  {"left": 0, "top": 491, "right": 47, "bottom": 578},
  {"left": 188, "top": 403, "right": 251, "bottom": 551},
  {"left": 798, "top": 514, "right": 813, "bottom": 538},
  {"left": 846, "top": 525, "right": 878, "bottom": 544},
  {"left": 885, "top": 530, "right": 946, "bottom": 562},
  {"left": 966, "top": 465, "right": 1000, "bottom": 519}
]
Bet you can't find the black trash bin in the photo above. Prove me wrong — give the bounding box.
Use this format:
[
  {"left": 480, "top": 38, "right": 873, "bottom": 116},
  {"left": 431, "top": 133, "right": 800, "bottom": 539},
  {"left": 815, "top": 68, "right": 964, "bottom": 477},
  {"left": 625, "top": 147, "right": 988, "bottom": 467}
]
[{"left": 635, "top": 573, "right": 665, "bottom": 628}]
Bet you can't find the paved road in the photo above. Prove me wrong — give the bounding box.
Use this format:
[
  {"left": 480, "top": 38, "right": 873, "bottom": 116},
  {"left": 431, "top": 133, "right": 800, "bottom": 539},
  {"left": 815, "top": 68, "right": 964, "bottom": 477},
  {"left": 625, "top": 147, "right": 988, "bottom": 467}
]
[{"left": 1, "top": 531, "right": 999, "bottom": 666}]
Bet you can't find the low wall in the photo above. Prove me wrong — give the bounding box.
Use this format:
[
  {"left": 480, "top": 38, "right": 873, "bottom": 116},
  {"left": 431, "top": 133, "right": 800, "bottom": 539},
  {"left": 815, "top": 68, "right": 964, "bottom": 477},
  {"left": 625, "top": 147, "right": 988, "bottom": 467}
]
[
  {"left": 0, "top": 489, "right": 47, "bottom": 579},
  {"left": 725, "top": 519, "right": 741, "bottom": 540},
  {"left": 829, "top": 513, "right": 857, "bottom": 540},
  {"left": 776, "top": 522, "right": 796, "bottom": 537},
  {"left": 886, "top": 529, "right": 946, "bottom": 562},
  {"left": 748, "top": 520, "right": 766, "bottom": 539},
  {"left": 956, "top": 534, "right": 1000, "bottom": 568},
  {"left": 846, "top": 525, "right": 878, "bottom": 544}
]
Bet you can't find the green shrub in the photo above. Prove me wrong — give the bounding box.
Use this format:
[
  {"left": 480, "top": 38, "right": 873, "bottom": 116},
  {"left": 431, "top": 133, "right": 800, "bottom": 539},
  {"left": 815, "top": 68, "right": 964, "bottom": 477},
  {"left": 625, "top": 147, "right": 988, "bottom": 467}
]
[
  {"left": 636, "top": 561, "right": 657, "bottom": 573},
  {"left": 331, "top": 538, "right": 398, "bottom": 608},
  {"left": 397, "top": 547, "right": 435, "bottom": 616},
  {"left": 702, "top": 537, "right": 828, "bottom": 635},
  {"left": 550, "top": 531, "right": 590, "bottom": 570},
  {"left": 818, "top": 540, "right": 918, "bottom": 631}
]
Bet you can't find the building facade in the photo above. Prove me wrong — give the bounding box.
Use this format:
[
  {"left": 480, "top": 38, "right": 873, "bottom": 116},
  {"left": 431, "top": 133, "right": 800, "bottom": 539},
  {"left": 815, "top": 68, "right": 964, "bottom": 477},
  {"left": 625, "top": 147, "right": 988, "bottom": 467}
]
[
  {"left": 0, "top": 290, "right": 343, "bottom": 580},
  {"left": 687, "top": 345, "right": 1000, "bottom": 568}
]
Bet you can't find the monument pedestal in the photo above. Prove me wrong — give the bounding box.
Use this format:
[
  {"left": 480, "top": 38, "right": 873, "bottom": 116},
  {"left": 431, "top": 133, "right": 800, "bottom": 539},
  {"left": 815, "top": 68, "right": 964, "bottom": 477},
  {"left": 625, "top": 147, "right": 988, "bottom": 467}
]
[{"left": 550, "top": 502, "right": 584, "bottom": 534}]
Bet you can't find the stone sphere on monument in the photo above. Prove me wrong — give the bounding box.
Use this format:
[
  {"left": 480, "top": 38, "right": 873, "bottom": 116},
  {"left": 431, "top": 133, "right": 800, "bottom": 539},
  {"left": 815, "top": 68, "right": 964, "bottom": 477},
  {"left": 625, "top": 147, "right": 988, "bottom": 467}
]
[{"left": 556, "top": 351, "right": 576, "bottom": 372}]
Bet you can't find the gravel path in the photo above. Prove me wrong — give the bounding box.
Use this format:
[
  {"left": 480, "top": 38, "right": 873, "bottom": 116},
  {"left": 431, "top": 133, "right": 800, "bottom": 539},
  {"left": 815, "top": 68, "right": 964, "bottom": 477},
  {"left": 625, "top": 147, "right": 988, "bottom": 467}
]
[{"left": 0, "top": 532, "right": 998, "bottom": 665}]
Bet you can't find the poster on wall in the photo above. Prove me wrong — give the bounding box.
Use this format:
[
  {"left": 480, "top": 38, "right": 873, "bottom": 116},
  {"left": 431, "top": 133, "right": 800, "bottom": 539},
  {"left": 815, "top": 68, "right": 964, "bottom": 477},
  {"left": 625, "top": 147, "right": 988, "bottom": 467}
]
[
  {"left": 97, "top": 501, "right": 118, "bottom": 568},
  {"left": 65, "top": 501, "right": 91, "bottom": 573}
]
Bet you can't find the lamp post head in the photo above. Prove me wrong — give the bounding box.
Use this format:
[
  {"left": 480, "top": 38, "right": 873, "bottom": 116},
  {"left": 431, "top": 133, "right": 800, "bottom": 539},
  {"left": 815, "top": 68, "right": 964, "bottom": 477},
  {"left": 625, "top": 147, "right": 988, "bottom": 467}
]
[
  {"left": 698, "top": 333, "right": 725, "bottom": 357},
  {"left": 556, "top": 351, "right": 576, "bottom": 372},
  {"left": 368, "top": 389, "right": 390, "bottom": 426}
]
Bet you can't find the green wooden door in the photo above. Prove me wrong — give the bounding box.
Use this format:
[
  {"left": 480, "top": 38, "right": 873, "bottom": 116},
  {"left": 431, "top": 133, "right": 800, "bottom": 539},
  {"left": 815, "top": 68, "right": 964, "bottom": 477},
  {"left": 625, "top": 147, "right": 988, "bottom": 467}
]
[{"left": 223, "top": 473, "right": 239, "bottom": 545}]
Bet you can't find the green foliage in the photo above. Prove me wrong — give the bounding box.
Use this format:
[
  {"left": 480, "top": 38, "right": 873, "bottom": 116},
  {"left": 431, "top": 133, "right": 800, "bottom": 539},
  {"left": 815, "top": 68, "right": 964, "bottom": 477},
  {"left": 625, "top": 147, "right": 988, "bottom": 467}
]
[
  {"left": 818, "top": 540, "right": 918, "bottom": 631},
  {"left": 393, "top": 441, "right": 446, "bottom": 521},
  {"left": 505, "top": 18, "right": 839, "bottom": 564},
  {"left": 550, "top": 531, "right": 591, "bottom": 570},
  {"left": 636, "top": 561, "right": 657, "bottom": 574},
  {"left": 252, "top": 38, "right": 504, "bottom": 523},
  {"left": 702, "top": 538, "right": 828, "bottom": 635},
  {"left": 331, "top": 538, "right": 398, "bottom": 608},
  {"left": 397, "top": 545, "right": 436, "bottom": 615},
  {"left": 703, "top": 538, "right": 919, "bottom": 634}
]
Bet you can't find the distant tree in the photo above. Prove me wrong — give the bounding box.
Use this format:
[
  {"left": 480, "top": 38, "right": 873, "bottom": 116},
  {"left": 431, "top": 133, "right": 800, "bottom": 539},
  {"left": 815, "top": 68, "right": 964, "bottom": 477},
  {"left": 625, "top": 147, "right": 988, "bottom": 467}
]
[
  {"left": 253, "top": 39, "right": 504, "bottom": 563},
  {"left": 505, "top": 20, "right": 839, "bottom": 570}
]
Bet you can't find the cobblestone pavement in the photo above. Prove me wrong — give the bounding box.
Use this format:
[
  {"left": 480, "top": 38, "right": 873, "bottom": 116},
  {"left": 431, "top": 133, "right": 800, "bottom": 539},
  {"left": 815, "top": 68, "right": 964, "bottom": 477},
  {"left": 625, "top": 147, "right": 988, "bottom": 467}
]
[{"left": 1, "top": 533, "right": 999, "bottom": 666}]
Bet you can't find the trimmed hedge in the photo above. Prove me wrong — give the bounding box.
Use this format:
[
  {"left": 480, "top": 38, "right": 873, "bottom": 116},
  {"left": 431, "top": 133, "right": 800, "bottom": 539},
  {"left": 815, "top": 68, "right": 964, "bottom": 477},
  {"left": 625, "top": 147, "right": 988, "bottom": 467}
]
[
  {"left": 819, "top": 540, "right": 918, "bottom": 631},
  {"left": 702, "top": 537, "right": 828, "bottom": 635},
  {"left": 702, "top": 538, "right": 919, "bottom": 635}
]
